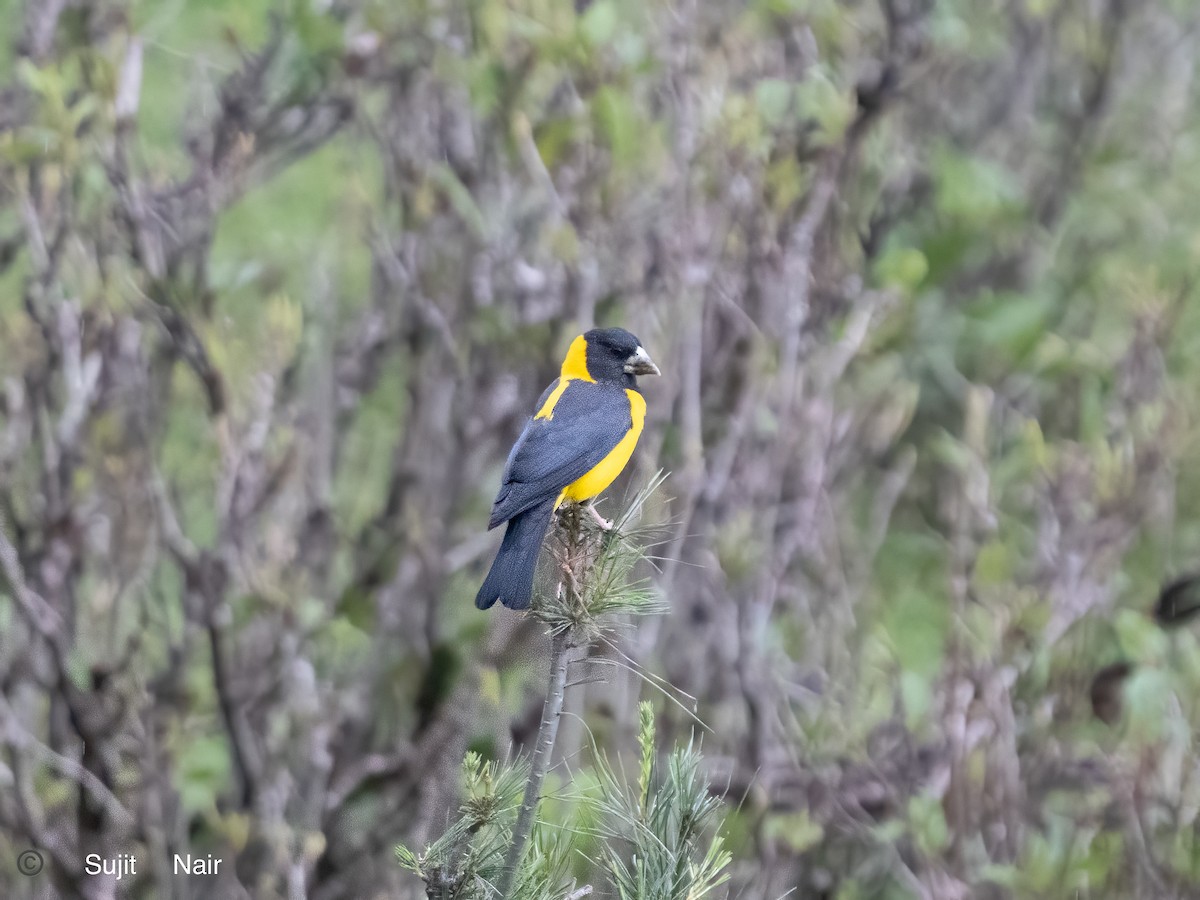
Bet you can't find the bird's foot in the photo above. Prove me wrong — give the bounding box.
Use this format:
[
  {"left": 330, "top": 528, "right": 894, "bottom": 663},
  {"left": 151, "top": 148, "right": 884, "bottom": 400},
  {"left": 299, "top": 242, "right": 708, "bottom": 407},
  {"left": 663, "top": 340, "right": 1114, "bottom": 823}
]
[{"left": 585, "top": 503, "right": 613, "bottom": 532}]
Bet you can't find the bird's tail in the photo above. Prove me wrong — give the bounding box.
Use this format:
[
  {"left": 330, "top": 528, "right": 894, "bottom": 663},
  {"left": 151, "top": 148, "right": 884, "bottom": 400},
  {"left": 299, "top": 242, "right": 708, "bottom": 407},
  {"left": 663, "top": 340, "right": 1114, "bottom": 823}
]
[{"left": 475, "top": 499, "right": 556, "bottom": 610}]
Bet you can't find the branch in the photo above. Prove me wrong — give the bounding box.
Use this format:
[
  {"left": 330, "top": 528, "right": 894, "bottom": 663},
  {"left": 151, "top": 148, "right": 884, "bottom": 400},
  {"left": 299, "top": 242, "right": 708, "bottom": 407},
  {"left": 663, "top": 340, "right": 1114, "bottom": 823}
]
[
  {"left": 497, "top": 625, "right": 572, "bottom": 900},
  {"left": 0, "top": 694, "right": 136, "bottom": 831},
  {"left": 18, "top": 0, "right": 66, "bottom": 63},
  {"left": 0, "top": 505, "right": 61, "bottom": 637},
  {"left": 206, "top": 594, "right": 262, "bottom": 809}
]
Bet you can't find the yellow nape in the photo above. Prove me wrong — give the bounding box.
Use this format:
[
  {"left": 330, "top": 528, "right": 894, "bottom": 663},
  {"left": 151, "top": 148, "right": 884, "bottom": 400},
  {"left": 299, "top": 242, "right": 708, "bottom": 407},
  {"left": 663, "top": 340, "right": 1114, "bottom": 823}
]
[
  {"left": 560, "top": 389, "right": 646, "bottom": 503},
  {"left": 560, "top": 335, "right": 596, "bottom": 383},
  {"left": 536, "top": 335, "right": 596, "bottom": 420}
]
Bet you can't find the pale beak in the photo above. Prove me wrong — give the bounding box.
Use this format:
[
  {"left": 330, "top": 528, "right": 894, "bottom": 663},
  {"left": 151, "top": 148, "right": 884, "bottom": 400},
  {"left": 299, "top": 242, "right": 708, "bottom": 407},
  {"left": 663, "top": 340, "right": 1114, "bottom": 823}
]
[{"left": 624, "top": 346, "right": 661, "bottom": 377}]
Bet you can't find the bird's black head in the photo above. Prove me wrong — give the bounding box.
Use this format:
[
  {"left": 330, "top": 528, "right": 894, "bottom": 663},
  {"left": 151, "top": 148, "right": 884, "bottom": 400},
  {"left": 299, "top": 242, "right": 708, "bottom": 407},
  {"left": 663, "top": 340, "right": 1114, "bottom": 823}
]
[{"left": 581, "top": 327, "right": 660, "bottom": 387}]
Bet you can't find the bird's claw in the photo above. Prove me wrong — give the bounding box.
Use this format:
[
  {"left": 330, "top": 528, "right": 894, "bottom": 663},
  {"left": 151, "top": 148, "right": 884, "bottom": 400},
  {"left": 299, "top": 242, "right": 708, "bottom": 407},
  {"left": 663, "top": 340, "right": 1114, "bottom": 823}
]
[{"left": 586, "top": 503, "right": 613, "bottom": 532}]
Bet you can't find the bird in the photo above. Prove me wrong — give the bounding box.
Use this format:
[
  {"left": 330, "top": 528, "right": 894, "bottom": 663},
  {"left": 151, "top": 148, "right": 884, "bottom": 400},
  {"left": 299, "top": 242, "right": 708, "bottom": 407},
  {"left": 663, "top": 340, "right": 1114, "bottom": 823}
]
[{"left": 475, "top": 327, "right": 660, "bottom": 610}]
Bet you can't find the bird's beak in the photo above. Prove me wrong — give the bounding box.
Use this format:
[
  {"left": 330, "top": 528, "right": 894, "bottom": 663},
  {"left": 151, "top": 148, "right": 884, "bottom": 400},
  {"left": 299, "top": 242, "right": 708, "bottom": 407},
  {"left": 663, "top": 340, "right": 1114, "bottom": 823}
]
[{"left": 624, "top": 346, "right": 661, "bottom": 377}]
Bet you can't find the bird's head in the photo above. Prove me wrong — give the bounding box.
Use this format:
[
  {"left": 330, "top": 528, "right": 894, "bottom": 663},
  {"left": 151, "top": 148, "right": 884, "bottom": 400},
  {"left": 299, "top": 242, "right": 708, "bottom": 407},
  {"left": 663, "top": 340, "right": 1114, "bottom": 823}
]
[{"left": 571, "top": 327, "right": 660, "bottom": 386}]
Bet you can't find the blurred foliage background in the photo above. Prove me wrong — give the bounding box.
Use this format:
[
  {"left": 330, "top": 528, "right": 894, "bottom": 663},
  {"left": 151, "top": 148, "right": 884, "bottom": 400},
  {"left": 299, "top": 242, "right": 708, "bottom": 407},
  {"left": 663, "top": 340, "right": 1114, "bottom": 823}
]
[{"left": 3, "top": 0, "right": 1200, "bottom": 897}]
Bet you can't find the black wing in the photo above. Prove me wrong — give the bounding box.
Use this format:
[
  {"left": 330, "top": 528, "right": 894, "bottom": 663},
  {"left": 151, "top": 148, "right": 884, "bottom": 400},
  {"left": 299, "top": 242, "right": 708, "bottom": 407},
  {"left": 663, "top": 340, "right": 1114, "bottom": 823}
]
[{"left": 488, "top": 380, "right": 632, "bottom": 528}]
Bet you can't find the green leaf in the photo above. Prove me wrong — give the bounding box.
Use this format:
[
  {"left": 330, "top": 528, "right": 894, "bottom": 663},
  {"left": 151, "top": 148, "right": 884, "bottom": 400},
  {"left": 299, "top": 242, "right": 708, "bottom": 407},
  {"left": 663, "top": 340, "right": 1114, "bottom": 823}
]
[
  {"left": 973, "top": 541, "right": 1013, "bottom": 587},
  {"left": 534, "top": 117, "right": 576, "bottom": 169},
  {"left": 908, "top": 792, "right": 950, "bottom": 855},
  {"left": 979, "top": 862, "right": 1020, "bottom": 888},
  {"left": 467, "top": 61, "right": 505, "bottom": 115},
  {"left": 764, "top": 810, "right": 824, "bottom": 853},
  {"left": 430, "top": 164, "right": 488, "bottom": 239},
  {"left": 964, "top": 292, "right": 1053, "bottom": 370},
  {"left": 900, "top": 670, "right": 933, "bottom": 727},
  {"left": 592, "top": 85, "right": 641, "bottom": 166},
  {"left": 290, "top": 3, "right": 342, "bottom": 59},
  {"left": 176, "top": 735, "right": 232, "bottom": 814},
  {"left": 1123, "top": 667, "right": 1175, "bottom": 743},
  {"left": 475, "top": 0, "right": 509, "bottom": 48},
  {"left": 935, "top": 148, "right": 1022, "bottom": 222},
  {"left": 754, "top": 78, "right": 793, "bottom": 128},
  {"left": 874, "top": 246, "right": 929, "bottom": 293},
  {"left": 16, "top": 58, "right": 62, "bottom": 98},
  {"left": 1113, "top": 607, "right": 1168, "bottom": 663},
  {"left": 883, "top": 585, "right": 948, "bottom": 677},
  {"left": 794, "top": 68, "right": 853, "bottom": 142},
  {"left": 580, "top": 0, "right": 619, "bottom": 46}
]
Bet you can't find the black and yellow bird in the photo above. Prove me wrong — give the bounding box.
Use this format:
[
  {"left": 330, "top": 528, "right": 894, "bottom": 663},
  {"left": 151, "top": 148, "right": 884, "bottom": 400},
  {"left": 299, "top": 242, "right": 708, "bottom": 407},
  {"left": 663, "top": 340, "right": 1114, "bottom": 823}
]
[{"left": 475, "top": 328, "right": 660, "bottom": 610}]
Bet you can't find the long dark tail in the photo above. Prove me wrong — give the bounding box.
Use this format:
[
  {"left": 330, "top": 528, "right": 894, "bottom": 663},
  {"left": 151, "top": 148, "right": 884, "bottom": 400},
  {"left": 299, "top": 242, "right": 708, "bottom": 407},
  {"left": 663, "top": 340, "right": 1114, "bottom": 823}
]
[{"left": 475, "top": 499, "right": 556, "bottom": 610}]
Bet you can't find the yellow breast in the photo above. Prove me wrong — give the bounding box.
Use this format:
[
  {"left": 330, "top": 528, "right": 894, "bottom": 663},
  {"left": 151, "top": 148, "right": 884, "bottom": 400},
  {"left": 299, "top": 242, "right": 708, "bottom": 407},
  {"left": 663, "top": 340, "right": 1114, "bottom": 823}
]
[{"left": 561, "top": 389, "right": 646, "bottom": 503}]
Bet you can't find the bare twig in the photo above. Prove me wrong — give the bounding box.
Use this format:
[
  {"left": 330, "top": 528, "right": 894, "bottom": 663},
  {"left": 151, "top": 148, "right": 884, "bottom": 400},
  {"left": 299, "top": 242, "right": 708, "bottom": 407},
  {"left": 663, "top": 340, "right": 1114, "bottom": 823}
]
[
  {"left": 0, "top": 506, "right": 61, "bottom": 636},
  {"left": 0, "top": 695, "right": 135, "bottom": 830},
  {"left": 498, "top": 625, "right": 573, "bottom": 900}
]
